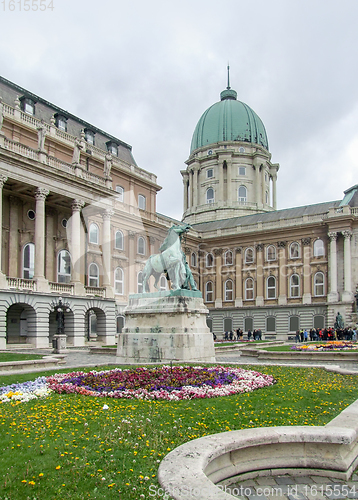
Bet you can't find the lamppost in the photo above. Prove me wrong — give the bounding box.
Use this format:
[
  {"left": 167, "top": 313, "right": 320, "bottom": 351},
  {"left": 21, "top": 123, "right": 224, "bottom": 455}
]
[{"left": 50, "top": 298, "right": 71, "bottom": 352}]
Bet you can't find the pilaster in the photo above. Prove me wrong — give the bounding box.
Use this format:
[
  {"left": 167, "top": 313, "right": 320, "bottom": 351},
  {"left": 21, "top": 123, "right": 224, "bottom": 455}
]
[
  {"left": 234, "top": 247, "right": 243, "bottom": 307},
  {"left": 342, "top": 230, "right": 353, "bottom": 302},
  {"left": 255, "top": 244, "right": 264, "bottom": 306},
  {"left": 327, "top": 231, "right": 339, "bottom": 302},
  {"left": 0, "top": 174, "right": 8, "bottom": 288},
  {"left": 302, "top": 237, "right": 312, "bottom": 304}
]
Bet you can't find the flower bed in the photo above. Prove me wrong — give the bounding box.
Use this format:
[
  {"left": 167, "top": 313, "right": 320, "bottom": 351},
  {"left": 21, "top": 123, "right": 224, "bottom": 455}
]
[
  {"left": 47, "top": 366, "right": 275, "bottom": 401},
  {"left": 292, "top": 341, "right": 358, "bottom": 352},
  {"left": 0, "top": 377, "right": 51, "bottom": 403}
]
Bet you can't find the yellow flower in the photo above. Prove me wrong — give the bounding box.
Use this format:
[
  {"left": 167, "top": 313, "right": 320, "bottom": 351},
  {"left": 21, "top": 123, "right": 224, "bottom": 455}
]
[{"left": 56, "top": 465, "right": 61, "bottom": 470}]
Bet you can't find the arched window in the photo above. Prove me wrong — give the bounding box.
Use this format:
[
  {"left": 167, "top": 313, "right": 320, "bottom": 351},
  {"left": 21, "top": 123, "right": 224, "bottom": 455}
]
[
  {"left": 138, "top": 194, "right": 146, "bottom": 210},
  {"left": 224, "top": 317, "right": 233, "bottom": 332},
  {"left": 245, "top": 278, "right": 254, "bottom": 300},
  {"left": 89, "top": 223, "right": 99, "bottom": 244},
  {"left": 206, "top": 253, "right": 214, "bottom": 267},
  {"left": 313, "top": 239, "right": 325, "bottom": 257},
  {"left": 206, "top": 188, "right": 214, "bottom": 204},
  {"left": 245, "top": 247, "right": 254, "bottom": 264},
  {"left": 205, "top": 281, "right": 214, "bottom": 302},
  {"left": 224, "top": 280, "right": 234, "bottom": 301},
  {"left": 289, "top": 316, "right": 299, "bottom": 332},
  {"left": 137, "top": 271, "right": 143, "bottom": 294},
  {"left": 244, "top": 317, "right": 253, "bottom": 331},
  {"left": 290, "top": 242, "right": 300, "bottom": 259},
  {"left": 23, "top": 243, "right": 35, "bottom": 279},
  {"left": 314, "top": 272, "right": 324, "bottom": 296},
  {"left": 238, "top": 185, "right": 247, "bottom": 203},
  {"left": 266, "top": 316, "right": 276, "bottom": 332},
  {"left": 114, "top": 267, "right": 124, "bottom": 294},
  {"left": 115, "top": 185, "right": 124, "bottom": 202},
  {"left": 266, "top": 245, "right": 276, "bottom": 261},
  {"left": 224, "top": 250, "right": 233, "bottom": 266},
  {"left": 57, "top": 250, "right": 71, "bottom": 283},
  {"left": 117, "top": 315, "right": 125, "bottom": 334},
  {"left": 314, "top": 315, "right": 325, "bottom": 329},
  {"left": 88, "top": 263, "right": 99, "bottom": 287},
  {"left": 160, "top": 275, "right": 167, "bottom": 291},
  {"left": 115, "top": 230, "right": 124, "bottom": 250},
  {"left": 290, "top": 274, "right": 300, "bottom": 297},
  {"left": 191, "top": 252, "right": 197, "bottom": 267},
  {"left": 137, "top": 236, "right": 146, "bottom": 255},
  {"left": 266, "top": 276, "right": 276, "bottom": 299}
]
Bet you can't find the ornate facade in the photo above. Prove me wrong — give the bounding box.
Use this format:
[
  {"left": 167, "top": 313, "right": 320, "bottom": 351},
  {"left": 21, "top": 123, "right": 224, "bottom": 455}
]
[
  {"left": 0, "top": 76, "right": 171, "bottom": 348},
  {"left": 0, "top": 75, "right": 357, "bottom": 346}
]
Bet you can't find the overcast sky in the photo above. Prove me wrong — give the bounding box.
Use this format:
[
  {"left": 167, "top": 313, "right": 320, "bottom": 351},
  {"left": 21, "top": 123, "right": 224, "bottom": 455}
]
[{"left": 1, "top": 0, "right": 358, "bottom": 220}]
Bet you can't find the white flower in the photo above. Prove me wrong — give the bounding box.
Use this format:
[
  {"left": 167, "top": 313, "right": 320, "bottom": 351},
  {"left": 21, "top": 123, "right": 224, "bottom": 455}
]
[{"left": 102, "top": 404, "right": 109, "bottom": 410}]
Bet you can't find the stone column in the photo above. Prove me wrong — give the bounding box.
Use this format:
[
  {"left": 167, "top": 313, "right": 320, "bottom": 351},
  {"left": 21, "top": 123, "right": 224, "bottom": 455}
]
[
  {"left": 182, "top": 173, "right": 189, "bottom": 212},
  {"left": 226, "top": 159, "right": 232, "bottom": 204},
  {"left": 101, "top": 209, "right": 114, "bottom": 297},
  {"left": 234, "top": 247, "right": 243, "bottom": 307},
  {"left": 255, "top": 244, "right": 264, "bottom": 306},
  {"left": 0, "top": 174, "right": 8, "bottom": 286},
  {"left": 272, "top": 174, "right": 277, "bottom": 209},
  {"left": 328, "top": 231, "right": 338, "bottom": 302},
  {"left": 34, "top": 187, "right": 50, "bottom": 291},
  {"left": 214, "top": 248, "right": 223, "bottom": 308},
  {"left": 218, "top": 160, "right": 224, "bottom": 202},
  {"left": 302, "top": 238, "right": 312, "bottom": 304},
  {"left": 193, "top": 166, "right": 199, "bottom": 207},
  {"left": 8, "top": 196, "right": 20, "bottom": 277},
  {"left": 128, "top": 231, "right": 136, "bottom": 294},
  {"left": 342, "top": 230, "right": 353, "bottom": 301},
  {"left": 278, "top": 241, "right": 287, "bottom": 305},
  {"left": 45, "top": 208, "right": 55, "bottom": 282},
  {"left": 70, "top": 199, "right": 85, "bottom": 294},
  {"left": 262, "top": 168, "right": 266, "bottom": 206}
]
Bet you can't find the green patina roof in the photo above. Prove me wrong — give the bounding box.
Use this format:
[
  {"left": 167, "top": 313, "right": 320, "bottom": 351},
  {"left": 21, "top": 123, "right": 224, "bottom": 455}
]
[{"left": 190, "top": 87, "right": 269, "bottom": 153}]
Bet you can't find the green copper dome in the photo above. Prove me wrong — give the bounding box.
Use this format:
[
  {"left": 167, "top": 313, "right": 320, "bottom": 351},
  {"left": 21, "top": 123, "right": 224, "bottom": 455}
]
[{"left": 190, "top": 87, "right": 269, "bottom": 153}]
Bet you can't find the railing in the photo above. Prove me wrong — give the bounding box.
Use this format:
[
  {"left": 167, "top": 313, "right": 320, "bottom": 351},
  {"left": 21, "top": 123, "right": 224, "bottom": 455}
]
[
  {"left": 47, "top": 156, "right": 76, "bottom": 175},
  {"left": 85, "top": 286, "right": 106, "bottom": 298},
  {"left": 79, "top": 169, "right": 107, "bottom": 187},
  {"left": 7, "top": 277, "right": 36, "bottom": 291},
  {"left": 49, "top": 282, "right": 74, "bottom": 295},
  {"left": 3, "top": 103, "right": 14, "bottom": 116},
  {"left": 4, "top": 137, "right": 39, "bottom": 161}
]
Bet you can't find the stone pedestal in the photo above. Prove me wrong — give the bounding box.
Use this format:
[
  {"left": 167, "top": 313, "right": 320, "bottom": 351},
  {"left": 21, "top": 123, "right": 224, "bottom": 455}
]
[
  {"left": 116, "top": 290, "right": 216, "bottom": 364},
  {"left": 52, "top": 334, "right": 67, "bottom": 354}
]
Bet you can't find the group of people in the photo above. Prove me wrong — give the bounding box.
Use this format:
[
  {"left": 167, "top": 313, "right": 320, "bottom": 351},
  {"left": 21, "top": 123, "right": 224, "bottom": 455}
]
[
  {"left": 223, "top": 328, "right": 262, "bottom": 341},
  {"left": 295, "top": 327, "right": 358, "bottom": 343}
]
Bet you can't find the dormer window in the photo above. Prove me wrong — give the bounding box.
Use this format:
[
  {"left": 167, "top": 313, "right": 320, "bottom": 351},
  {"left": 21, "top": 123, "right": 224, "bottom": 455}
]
[
  {"left": 84, "top": 129, "right": 95, "bottom": 145},
  {"left": 106, "top": 141, "right": 118, "bottom": 157},
  {"left": 20, "top": 97, "right": 35, "bottom": 116},
  {"left": 55, "top": 114, "right": 67, "bottom": 132}
]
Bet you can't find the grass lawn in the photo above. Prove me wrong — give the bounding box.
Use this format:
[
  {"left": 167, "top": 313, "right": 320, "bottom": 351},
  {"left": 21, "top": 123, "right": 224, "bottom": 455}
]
[
  {"left": 1, "top": 364, "right": 358, "bottom": 499},
  {"left": 0, "top": 353, "right": 44, "bottom": 362}
]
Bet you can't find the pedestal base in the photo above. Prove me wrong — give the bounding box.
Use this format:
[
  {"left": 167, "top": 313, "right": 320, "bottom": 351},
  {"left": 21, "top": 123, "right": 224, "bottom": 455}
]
[{"left": 116, "top": 290, "right": 215, "bottom": 364}]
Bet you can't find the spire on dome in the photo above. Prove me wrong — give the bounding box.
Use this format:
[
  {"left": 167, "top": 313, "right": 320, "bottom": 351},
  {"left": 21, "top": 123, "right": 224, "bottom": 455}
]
[{"left": 220, "top": 64, "right": 237, "bottom": 101}]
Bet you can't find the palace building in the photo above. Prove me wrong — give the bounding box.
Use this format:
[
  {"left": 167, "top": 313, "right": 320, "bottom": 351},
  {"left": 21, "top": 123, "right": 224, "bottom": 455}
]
[{"left": 0, "top": 74, "right": 357, "bottom": 347}]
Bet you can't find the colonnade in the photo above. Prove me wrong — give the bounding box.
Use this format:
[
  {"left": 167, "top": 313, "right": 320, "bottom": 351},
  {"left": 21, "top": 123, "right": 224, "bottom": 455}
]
[{"left": 182, "top": 159, "right": 278, "bottom": 213}]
